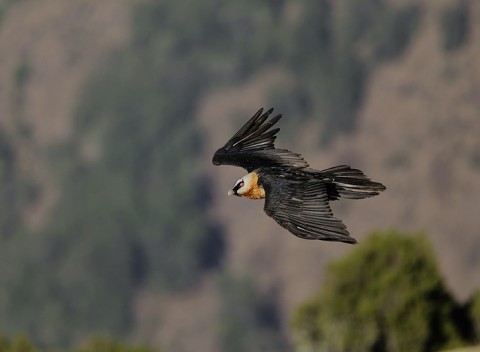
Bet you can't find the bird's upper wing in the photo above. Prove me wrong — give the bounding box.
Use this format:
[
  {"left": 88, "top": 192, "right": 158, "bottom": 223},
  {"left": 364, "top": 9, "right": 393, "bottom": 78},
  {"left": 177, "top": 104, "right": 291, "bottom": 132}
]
[
  {"left": 262, "top": 175, "right": 356, "bottom": 244},
  {"left": 212, "top": 108, "right": 308, "bottom": 172}
]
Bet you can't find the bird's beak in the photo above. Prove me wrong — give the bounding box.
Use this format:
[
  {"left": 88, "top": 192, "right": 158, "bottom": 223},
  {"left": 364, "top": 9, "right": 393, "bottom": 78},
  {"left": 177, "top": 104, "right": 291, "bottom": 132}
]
[{"left": 227, "top": 189, "right": 235, "bottom": 196}]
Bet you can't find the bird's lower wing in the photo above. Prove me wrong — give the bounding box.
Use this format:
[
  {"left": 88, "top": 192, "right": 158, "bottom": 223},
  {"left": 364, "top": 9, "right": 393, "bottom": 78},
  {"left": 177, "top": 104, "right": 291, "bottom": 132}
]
[{"left": 263, "top": 178, "right": 357, "bottom": 244}]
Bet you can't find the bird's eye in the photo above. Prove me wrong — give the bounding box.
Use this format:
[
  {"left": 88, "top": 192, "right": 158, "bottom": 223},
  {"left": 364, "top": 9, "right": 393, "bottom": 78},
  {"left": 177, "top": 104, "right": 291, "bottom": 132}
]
[{"left": 239, "top": 181, "right": 244, "bottom": 188}]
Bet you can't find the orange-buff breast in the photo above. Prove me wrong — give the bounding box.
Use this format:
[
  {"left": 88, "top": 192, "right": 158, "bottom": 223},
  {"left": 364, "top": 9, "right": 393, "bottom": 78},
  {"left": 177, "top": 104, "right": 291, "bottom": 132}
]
[{"left": 244, "top": 184, "right": 265, "bottom": 199}]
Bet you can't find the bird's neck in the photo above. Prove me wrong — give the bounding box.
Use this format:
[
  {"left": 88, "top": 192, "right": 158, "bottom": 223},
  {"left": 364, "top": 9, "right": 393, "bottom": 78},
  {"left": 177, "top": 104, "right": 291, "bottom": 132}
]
[
  {"left": 243, "top": 172, "right": 265, "bottom": 200},
  {"left": 244, "top": 185, "right": 265, "bottom": 199}
]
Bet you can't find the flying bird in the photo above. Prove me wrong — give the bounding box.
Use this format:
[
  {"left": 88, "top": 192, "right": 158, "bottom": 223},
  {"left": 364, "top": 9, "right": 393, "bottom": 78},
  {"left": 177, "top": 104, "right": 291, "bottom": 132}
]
[{"left": 212, "top": 108, "right": 386, "bottom": 244}]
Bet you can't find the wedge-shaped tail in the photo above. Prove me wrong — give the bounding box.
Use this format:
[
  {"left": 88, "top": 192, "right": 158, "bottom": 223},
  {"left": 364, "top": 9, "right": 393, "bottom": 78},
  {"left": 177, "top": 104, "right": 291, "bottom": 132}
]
[{"left": 320, "top": 165, "right": 386, "bottom": 200}]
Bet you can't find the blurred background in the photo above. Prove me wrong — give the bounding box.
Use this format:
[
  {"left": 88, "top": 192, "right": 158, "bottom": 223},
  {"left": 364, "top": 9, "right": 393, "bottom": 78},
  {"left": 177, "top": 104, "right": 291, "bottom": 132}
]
[{"left": 0, "top": 0, "right": 479, "bottom": 351}]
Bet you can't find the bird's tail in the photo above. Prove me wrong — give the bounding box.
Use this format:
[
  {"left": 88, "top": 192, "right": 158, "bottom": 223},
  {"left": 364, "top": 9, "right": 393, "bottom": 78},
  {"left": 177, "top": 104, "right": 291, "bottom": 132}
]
[{"left": 321, "top": 165, "right": 386, "bottom": 200}]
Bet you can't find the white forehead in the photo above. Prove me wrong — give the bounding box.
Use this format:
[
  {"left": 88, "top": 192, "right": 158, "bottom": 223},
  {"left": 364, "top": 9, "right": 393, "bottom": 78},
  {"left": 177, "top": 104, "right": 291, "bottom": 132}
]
[{"left": 234, "top": 173, "right": 253, "bottom": 186}]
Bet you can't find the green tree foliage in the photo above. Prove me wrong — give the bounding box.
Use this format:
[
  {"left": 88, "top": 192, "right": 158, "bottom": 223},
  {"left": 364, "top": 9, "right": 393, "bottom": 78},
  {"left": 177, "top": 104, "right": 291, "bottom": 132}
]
[
  {"left": 0, "top": 131, "right": 18, "bottom": 238},
  {"left": 287, "top": 0, "right": 421, "bottom": 138},
  {"left": 133, "top": 0, "right": 422, "bottom": 139},
  {"left": 217, "top": 275, "right": 288, "bottom": 352},
  {"left": 0, "top": 0, "right": 16, "bottom": 25},
  {"left": 0, "top": 333, "right": 158, "bottom": 352},
  {"left": 470, "top": 289, "right": 480, "bottom": 342},
  {"left": 293, "top": 231, "right": 472, "bottom": 352},
  {"left": 0, "top": 130, "right": 37, "bottom": 238},
  {"left": 440, "top": 2, "right": 470, "bottom": 52},
  {"left": 131, "top": 0, "right": 283, "bottom": 83},
  {"left": 0, "top": 334, "right": 36, "bottom": 352},
  {"left": 76, "top": 336, "right": 157, "bottom": 352}
]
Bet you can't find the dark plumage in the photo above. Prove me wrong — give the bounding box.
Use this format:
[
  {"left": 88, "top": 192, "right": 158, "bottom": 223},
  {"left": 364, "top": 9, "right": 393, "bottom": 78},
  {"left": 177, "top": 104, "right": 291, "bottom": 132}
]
[{"left": 212, "top": 108, "right": 386, "bottom": 244}]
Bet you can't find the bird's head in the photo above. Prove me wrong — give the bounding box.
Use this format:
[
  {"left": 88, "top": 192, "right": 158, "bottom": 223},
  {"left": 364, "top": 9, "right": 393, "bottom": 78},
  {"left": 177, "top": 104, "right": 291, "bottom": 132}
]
[{"left": 228, "top": 173, "right": 256, "bottom": 197}]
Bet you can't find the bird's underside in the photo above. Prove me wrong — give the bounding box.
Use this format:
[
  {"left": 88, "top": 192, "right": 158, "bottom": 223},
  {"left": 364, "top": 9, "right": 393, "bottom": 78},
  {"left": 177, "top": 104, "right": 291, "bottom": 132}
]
[{"left": 212, "top": 108, "right": 386, "bottom": 244}]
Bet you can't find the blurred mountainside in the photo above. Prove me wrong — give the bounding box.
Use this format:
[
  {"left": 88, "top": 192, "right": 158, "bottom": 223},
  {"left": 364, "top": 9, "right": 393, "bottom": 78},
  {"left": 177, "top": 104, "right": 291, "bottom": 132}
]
[{"left": 0, "top": 0, "right": 479, "bottom": 351}]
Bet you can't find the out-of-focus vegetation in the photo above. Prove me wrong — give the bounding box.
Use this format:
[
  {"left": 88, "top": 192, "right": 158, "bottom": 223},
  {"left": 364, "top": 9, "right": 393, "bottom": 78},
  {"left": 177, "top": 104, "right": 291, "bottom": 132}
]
[
  {"left": 440, "top": 2, "right": 470, "bottom": 52},
  {"left": 0, "top": 0, "right": 15, "bottom": 24},
  {"left": 471, "top": 290, "right": 480, "bottom": 342},
  {"left": 293, "top": 231, "right": 477, "bottom": 352},
  {"left": 75, "top": 337, "right": 157, "bottom": 352},
  {"left": 217, "top": 275, "right": 287, "bottom": 352},
  {"left": 0, "top": 334, "right": 158, "bottom": 352},
  {"left": 286, "top": 0, "right": 421, "bottom": 138},
  {"left": 0, "top": 131, "right": 20, "bottom": 237},
  {"left": 0, "top": 334, "right": 35, "bottom": 352}
]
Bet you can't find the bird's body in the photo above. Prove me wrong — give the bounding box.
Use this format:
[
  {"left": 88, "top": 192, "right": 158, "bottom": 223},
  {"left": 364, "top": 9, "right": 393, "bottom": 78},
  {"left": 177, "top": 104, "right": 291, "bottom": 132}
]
[{"left": 212, "top": 108, "right": 385, "bottom": 244}]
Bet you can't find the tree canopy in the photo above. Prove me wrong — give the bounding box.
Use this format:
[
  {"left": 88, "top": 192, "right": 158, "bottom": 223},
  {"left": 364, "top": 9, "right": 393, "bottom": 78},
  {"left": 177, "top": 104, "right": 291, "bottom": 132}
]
[{"left": 293, "top": 231, "right": 475, "bottom": 352}]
